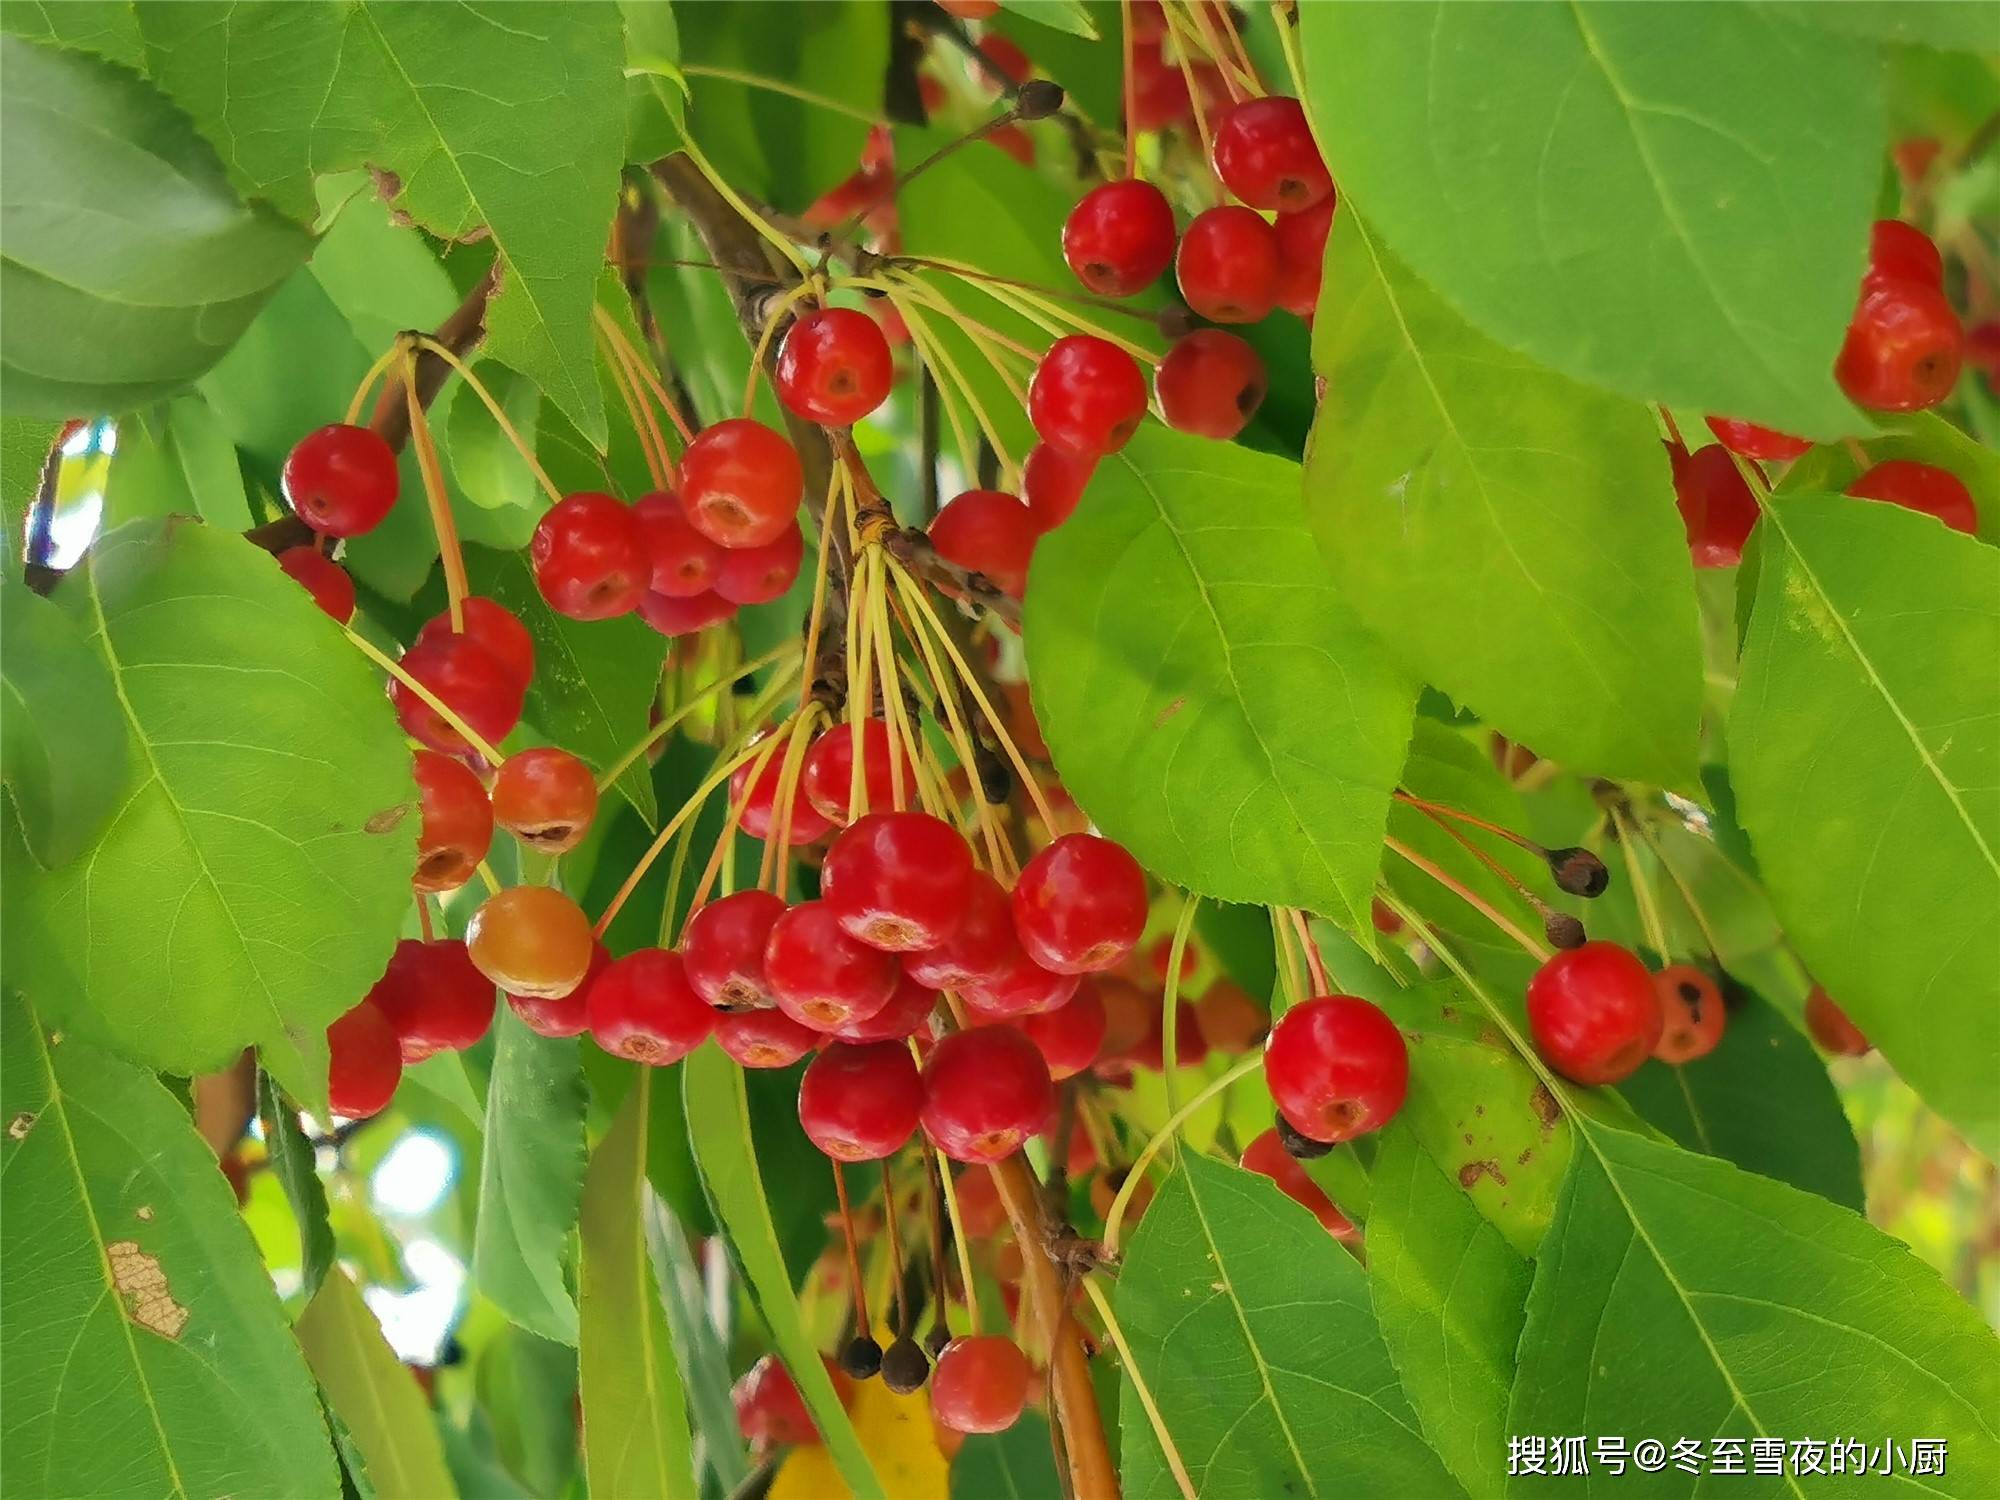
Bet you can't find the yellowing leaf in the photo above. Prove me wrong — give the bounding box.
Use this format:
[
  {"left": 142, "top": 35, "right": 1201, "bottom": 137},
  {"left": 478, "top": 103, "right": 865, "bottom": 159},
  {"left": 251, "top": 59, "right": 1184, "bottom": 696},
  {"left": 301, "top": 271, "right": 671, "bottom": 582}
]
[{"left": 770, "top": 1377, "right": 949, "bottom": 1500}]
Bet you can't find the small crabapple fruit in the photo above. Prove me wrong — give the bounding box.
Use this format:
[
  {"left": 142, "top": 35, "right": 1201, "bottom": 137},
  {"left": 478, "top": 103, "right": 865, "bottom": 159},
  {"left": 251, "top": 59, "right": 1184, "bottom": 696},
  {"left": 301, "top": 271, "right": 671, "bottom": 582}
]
[
  {"left": 797, "top": 1041, "right": 923, "bottom": 1160},
  {"left": 1272, "top": 196, "right": 1335, "bottom": 318},
  {"left": 1836, "top": 279, "right": 1963, "bottom": 412},
  {"left": 276, "top": 546, "right": 356, "bottom": 623},
  {"left": 283, "top": 423, "right": 399, "bottom": 536},
  {"left": 1865, "top": 219, "right": 1944, "bottom": 291},
  {"left": 1240, "top": 1127, "right": 1354, "bottom": 1237},
  {"left": 714, "top": 521, "right": 804, "bottom": 606},
  {"left": 328, "top": 1000, "right": 402, "bottom": 1118},
  {"left": 730, "top": 745, "right": 832, "bottom": 846},
  {"left": 509, "top": 942, "right": 608, "bottom": 1038},
  {"left": 931, "top": 1336, "right": 1032, "bottom": 1434},
  {"left": 803, "top": 719, "right": 909, "bottom": 826},
  {"left": 1017, "top": 981, "right": 1106, "bottom": 1079},
  {"left": 587, "top": 948, "right": 713, "bottom": 1065},
  {"left": 1176, "top": 206, "right": 1280, "bottom": 323},
  {"left": 683, "top": 889, "right": 787, "bottom": 1011},
  {"left": 831, "top": 972, "right": 939, "bottom": 1043},
  {"left": 1525, "top": 942, "right": 1662, "bottom": 1085},
  {"left": 1804, "top": 986, "right": 1871, "bottom": 1056},
  {"left": 369, "top": 938, "right": 496, "bottom": 1059},
  {"left": 1668, "top": 441, "right": 1760, "bottom": 569},
  {"left": 715, "top": 1007, "right": 819, "bottom": 1069},
  {"left": 1027, "top": 336, "right": 1148, "bottom": 457},
  {"left": 903, "top": 870, "right": 1014, "bottom": 990},
  {"left": 1263, "top": 995, "right": 1408, "bottom": 1142},
  {"left": 1194, "top": 978, "right": 1268, "bottom": 1054},
  {"left": 920, "top": 1025, "right": 1055, "bottom": 1162},
  {"left": 634, "top": 490, "right": 724, "bottom": 598},
  {"left": 1703, "top": 417, "right": 1810, "bottom": 463},
  {"left": 763, "top": 900, "right": 901, "bottom": 1031},
  {"left": 1156, "top": 330, "right": 1267, "bottom": 440},
  {"left": 1211, "top": 96, "right": 1332, "bottom": 211},
  {"left": 1651, "top": 964, "right": 1726, "bottom": 1064},
  {"left": 466, "top": 885, "right": 595, "bottom": 1000},
  {"left": 1021, "top": 443, "right": 1095, "bottom": 533},
  {"left": 1846, "top": 460, "right": 1978, "bottom": 535},
  {"left": 681, "top": 419, "right": 804, "bottom": 548},
  {"left": 413, "top": 749, "right": 492, "bottom": 892},
  {"left": 492, "top": 747, "right": 599, "bottom": 855},
  {"left": 962, "top": 945, "right": 1079, "bottom": 1018},
  {"left": 391, "top": 635, "right": 523, "bottom": 757},
  {"left": 927, "top": 490, "right": 1038, "bottom": 598},
  {"left": 531, "top": 493, "right": 649, "bottom": 620},
  {"left": 1062, "top": 179, "right": 1177, "bottom": 298},
  {"left": 822, "top": 812, "right": 975, "bottom": 953},
  {"left": 416, "top": 597, "right": 534, "bottom": 692},
  {"left": 1011, "top": 833, "right": 1147, "bottom": 974},
  {"left": 637, "top": 588, "right": 736, "bottom": 638},
  {"left": 775, "top": 307, "right": 895, "bottom": 426}
]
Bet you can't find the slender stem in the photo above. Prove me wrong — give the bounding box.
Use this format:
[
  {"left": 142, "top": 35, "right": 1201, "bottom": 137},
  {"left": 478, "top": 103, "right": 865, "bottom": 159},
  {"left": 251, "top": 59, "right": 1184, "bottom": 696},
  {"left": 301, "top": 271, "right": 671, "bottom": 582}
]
[
  {"left": 1289, "top": 908, "right": 1329, "bottom": 994},
  {"left": 888, "top": 291, "right": 1019, "bottom": 483},
  {"left": 1211, "top": 0, "right": 1262, "bottom": 94},
  {"left": 403, "top": 350, "right": 468, "bottom": 630},
  {"left": 830, "top": 1161, "right": 873, "bottom": 1338},
  {"left": 1167, "top": 9, "right": 1218, "bottom": 161},
  {"left": 1630, "top": 815, "right": 1727, "bottom": 961},
  {"left": 594, "top": 306, "right": 698, "bottom": 443},
  {"left": 1383, "top": 834, "right": 1552, "bottom": 962},
  {"left": 344, "top": 629, "right": 504, "bottom": 764},
  {"left": 1160, "top": 892, "right": 1200, "bottom": 1111},
  {"left": 1270, "top": 904, "right": 1307, "bottom": 1010},
  {"left": 1080, "top": 1277, "right": 1197, "bottom": 1500},
  {"left": 1270, "top": 0, "right": 1312, "bottom": 102},
  {"left": 1410, "top": 801, "right": 1553, "bottom": 913},
  {"left": 1611, "top": 808, "right": 1671, "bottom": 960},
  {"left": 596, "top": 735, "right": 775, "bottom": 933},
  {"left": 1120, "top": 0, "right": 1139, "bottom": 180},
  {"left": 1103, "top": 1052, "right": 1262, "bottom": 1259},
  {"left": 679, "top": 64, "right": 887, "bottom": 125},
  {"left": 1393, "top": 787, "right": 1543, "bottom": 856},
  {"left": 594, "top": 643, "right": 801, "bottom": 792},
  {"left": 597, "top": 325, "right": 671, "bottom": 489},
  {"left": 681, "top": 137, "right": 814, "bottom": 278},
  {"left": 931, "top": 1147, "right": 983, "bottom": 1335},
  {"left": 416, "top": 336, "right": 564, "bottom": 502},
  {"left": 346, "top": 345, "right": 402, "bottom": 426}
]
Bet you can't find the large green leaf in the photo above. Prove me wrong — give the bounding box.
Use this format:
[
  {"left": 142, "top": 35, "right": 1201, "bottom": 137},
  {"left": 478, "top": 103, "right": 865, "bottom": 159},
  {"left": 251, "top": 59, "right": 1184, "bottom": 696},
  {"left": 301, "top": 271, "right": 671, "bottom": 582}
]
[
  {"left": 257, "top": 1072, "right": 336, "bottom": 1299},
  {"left": 645, "top": 1202, "right": 752, "bottom": 1492},
  {"left": 0, "top": 0, "right": 144, "bottom": 65},
  {"left": 1510, "top": 1127, "right": 2000, "bottom": 1495},
  {"left": 1, "top": 578, "right": 127, "bottom": 867},
  {"left": 1368, "top": 1122, "right": 1530, "bottom": 1500},
  {"left": 474, "top": 1008, "right": 587, "bottom": 1344},
  {"left": 1305, "top": 211, "right": 1702, "bottom": 790},
  {"left": 578, "top": 1074, "right": 696, "bottom": 1500},
  {"left": 952, "top": 1411, "right": 1063, "bottom": 1500},
  {"left": 1, "top": 414, "right": 60, "bottom": 547},
  {"left": 1113, "top": 1152, "right": 1463, "bottom": 1499},
  {"left": 101, "top": 398, "right": 253, "bottom": 531},
  {"left": 0, "top": 34, "right": 309, "bottom": 414},
  {"left": 682, "top": 1043, "right": 884, "bottom": 1500},
  {"left": 297, "top": 1267, "right": 459, "bottom": 1500},
  {"left": 5, "top": 519, "right": 413, "bottom": 1111},
  {"left": 1780, "top": 2, "right": 2000, "bottom": 51},
  {"left": 1026, "top": 426, "right": 1416, "bottom": 935},
  {"left": 0, "top": 992, "right": 339, "bottom": 1498},
  {"left": 1299, "top": 3, "right": 1879, "bottom": 439},
  {"left": 1730, "top": 496, "right": 2000, "bottom": 1158}
]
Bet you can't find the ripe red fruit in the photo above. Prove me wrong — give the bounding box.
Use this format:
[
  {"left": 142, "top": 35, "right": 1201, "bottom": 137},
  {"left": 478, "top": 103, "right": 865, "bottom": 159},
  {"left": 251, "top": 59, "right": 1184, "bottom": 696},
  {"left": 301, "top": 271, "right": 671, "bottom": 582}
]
[
  {"left": 417, "top": 597, "right": 535, "bottom": 692},
  {"left": 1264, "top": 995, "right": 1408, "bottom": 1142},
  {"left": 1195, "top": 978, "right": 1268, "bottom": 1054},
  {"left": 962, "top": 944, "right": 1080, "bottom": 1018},
  {"left": 1669, "top": 442, "right": 1760, "bottom": 568},
  {"left": 1028, "top": 336, "right": 1148, "bottom": 457},
  {"left": 1804, "top": 986, "right": 1870, "bottom": 1056},
  {"left": 731, "top": 744, "right": 832, "bottom": 846},
  {"left": 822, "top": 812, "right": 975, "bottom": 953},
  {"left": 531, "top": 493, "right": 648, "bottom": 620},
  {"left": 931, "top": 1336, "right": 1032, "bottom": 1434},
  {"left": 1651, "top": 964, "right": 1726, "bottom": 1065},
  {"left": 976, "top": 32, "right": 1032, "bottom": 88},
  {"left": 369, "top": 938, "right": 496, "bottom": 1060},
  {"left": 798, "top": 1041, "right": 923, "bottom": 1159},
  {"left": 1967, "top": 318, "right": 2000, "bottom": 389},
  {"left": 1128, "top": 41, "right": 1191, "bottom": 130},
  {"left": 832, "top": 972, "right": 939, "bottom": 1043},
  {"left": 927, "top": 490, "right": 1039, "bottom": 597},
  {"left": 936, "top": 0, "right": 999, "bottom": 17},
  {"left": 682, "top": 889, "right": 787, "bottom": 1010},
  {"left": 1211, "top": 97, "right": 1331, "bottom": 211},
  {"left": 492, "top": 747, "right": 599, "bottom": 856},
  {"left": 1525, "top": 943, "right": 1663, "bottom": 1086},
  {"left": 328, "top": 1000, "right": 402, "bottom": 1118},
  {"left": 1062, "top": 180, "right": 1177, "bottom": 298},
  {"left": 903, "top": 870, "right": 1014, "bottom": 990},
  {"left": 587, "top": 948, "right": 714, "bottom": 1064},
  {"left": 466, "top": 885, "right": 595, "bottom": 1000},
  {"left": 775, "top": 308, "right": 895, "bottom": 425},
  {"left": 1021, "top": 443, "right": 1095, "bottom": 533},
  {"left": 764, "top": 900, "right": 901, "bottom": 1031},
  {"left": 715, "top": 1007, "right": 819, "bottom": 1068},
  {"left": 1240, "top": 1128, "right": 1353, "bottom": 1237},
  {"left": 510, "top": 942, "right": 608, "bottom": 1038},
  {"left": 1846, "top": 460, "right": 1978, "bottom": 535},
  {"left": 681, "top": 419, "right": 803, "bottom": 548},
  {"left": 276, "top": 546, "right": 357, "bottom": 623},
  {"left": 1094, "top": 976, "right": 1153, "bottom": 1059},
  {"left": 391, "top": 634, "right": 523, "bottom": 757},
  {"left": 714, "top": 521, "right": 804, "bottom": 606},
  {"left": 1011, "top": 833, "right": 1147, "bottom": 974},
  {"left": 1836, "top": 280, "right": 1963, "bottom": 412},
  {"left": 1703, "top": 417, "right": 1810, "bottom": 463},
  {"left": 1272, "top": 196, "right": 1335, "bottom": 318},
  {"left": 803, "top": 719, "right": 909, "bottom": 825},
  {"left": 920, "top": 1025, "right": 1055, "bottom": 1162},
  {"left": 413, "top": 749, "right": 492, "bottom": 892},
  {"left": 1018, "top": 982, "right": 1106, "bottom": 1079},
  {"left": 1126, "top": 997, "right": 1208, "bottom": 1072},
  {"left": 1156, "top": 330, "right": 1267, "bottom": 440},
  {"left": 1176, "top": 206, "right": 1280, "bottom": 323},
  {"left": 732, "top": 1354, "right": 850, "bottom": 1447},
  {"left": 1866, "top": 219, "right": 1943, "bottom": 291},
  {"left": 634, "top": 490, "right": 723, "bottom": 598},
  {"left": 283, "top": 423, "right": 399, "bottom": 536},
  {"left": 637, "top": 589, "right": 736, "bottom": 637}
]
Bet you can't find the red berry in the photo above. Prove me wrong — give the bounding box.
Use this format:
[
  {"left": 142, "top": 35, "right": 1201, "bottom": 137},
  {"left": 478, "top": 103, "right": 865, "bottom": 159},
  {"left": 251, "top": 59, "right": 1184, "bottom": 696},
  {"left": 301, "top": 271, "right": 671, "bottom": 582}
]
[
  {"left": 1021, "top": 443, "right": 1095, "bottom": 533},
  {"left": 1835, "top": 279, "right": 1963, "bottom": 412},
  {"left": 962, "top": 944, "right": 1079, "bottom": 1018},
  {"left": 822, "top": 811, "right": 975, "bottom": 953},
  {"left": 832, "top": 972, "right": 940, "bottom": 1043},
  {"left": 1094, "top": 976, "right": 1154, "bottom": 1059},
  {"left": 732, "top": 1354, "right": 850, "bottom": 1448},
  {"left": 1669, "top": 442, "right": 1760, "bottom": 568},
  {"left": 1703, "top": 417, "right": 1810, "bottom": 463},
  {"left": 928, "top": 490, "right": 1039, "bottom": 597},
  {"left": 492, "top": 747, "right": 600, "bottom": 856},
  {"left": 1028, "top": 336, "right": 1148, "bottom": 457},
  {"left": 904, "top": 870, "right": 1014, "bottom": 990},
  {"left": 638, "top": 589, "right": 736, "bottom": 637},
  {"left": 532, "top": 493, "right": 649, "bottom": 620},
  {"left": 1240, "top": 1128, "right": 1353, "bottom": 1237},
  {"left": 1176, "top": 206, "right": 1279, "bottom": 323},
  {"left": 634, "top": 490, "right": 723, "bottom": 598},
  {"left": 987, "top": 123, "right": 1034, "bottom": 167},
  {"left": 391, "top": 635, "right": 523, "bottom": 757},
  {"left": 714, "top": 521, "right": 804, "bottom": 606},
  {"left": 1126, "top": 997, "right": 1208, "bottom": 1072},
  {"left": 1128, "top": 41, "right": 1191, "bottom": 130},
  {"left": 1062, "top": 180, "right": 1177, "bottom": 298},
  {"left": 509, "top": 942, "right": 608, "bottom": 1038},
  {"left": 715, "top": 1007, "right": 819, "bottom": 1069},
  {"left": 920, "top": 1025, "right": 1054, "bottom": 1162},
  {"left": 1156, "top": 330, "right": 1267, "bottom": 440},
  {"left": 764, "top": 900, "right": 901, "bottom": 1031},
  {"left": 1271, "top": 196, "right": 1335, "bottom": 318},
  {"left": 931, "top": 1336, "right": 1032, "bottom": 1434},
  {"left": 413, "top": 749, "right": 492, "bottom": 893},
  {"left": 683, "top": 889, "right": 787, "bottom": 1011},
  {"left": 1211, "top": 97, "right": 1331, "bottom": 211},
  {"left": 803, "top": 719, "right": 909, "bottom": 826},
  {"left": 731, "top": 744, "right": 832, "bottom": 846},
  {"left": 369, "top": 938, "right": 496, "bottom": 1060},
  {"left": 1525, "top": 943, "right": 1662, "bottom": 1086},
  {"left": 681, "top": 419, "right": 803, "bottom": 549},
  {"left": 1966, "top": 318, "right": 2000, "bottom": 389},
  {"left": 976, "top": 32, "right": 1032, "bottom": 88},
  {"left": 1011, "top": 833, "right": 1147, "bottom": 974},
  {"left": 936, "top": 0, "right": 999, "bottom": 17},
  {"left": 466, "top": 885, "right": 595, "bottom": 1000},
  {"left": 283, "top": 423, "right": 399, "bottom": 537},
  {"left": 588, "top": 948, "right": 714, "bottom": 1064},
  {"left": 1651, "top": 964, "right": 1726, "bottom": 1065},
  {"left": 1866, "top": 219, "right": 1943, "bottom": 291},
  {"left": 328, "top": 1000, "right": 402, "bottom": 1118},
  {"left": 1194, "top": 978, "right": 1267, "bottom": 1054},
  {"left": 417, "top": 598, "right": 535, "bottom": 693},
  {"left": 798, "top": 1041, "right": 923, "bottom": 1160},
  {"left": 1804, "top": 986, "right": 1870, "bottom": 1056},
  {"left": 1018, "top": 982, "right": 1105, "bottom": 1079},
  {"left": 1263, "top": 995, "right": 1407, "bottom": 1142},
  {"left": 276, "top": 546, "right": 356, "bottom": 624},
  {"left": 775, "top": 308, "right": 895, "bottom": 426},
  {"left": 1846, "top": 459, "right": 1978, "bottom": 535}
]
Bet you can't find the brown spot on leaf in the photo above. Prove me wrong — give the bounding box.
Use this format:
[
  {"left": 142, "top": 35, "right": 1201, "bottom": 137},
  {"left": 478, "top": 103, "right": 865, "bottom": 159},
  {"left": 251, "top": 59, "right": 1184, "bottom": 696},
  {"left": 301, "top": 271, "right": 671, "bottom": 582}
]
[
  {"left": 8, "top": 1112, "right": 35, "bottom": 1141},
  {"left": 364, "top": 801, "right": 414, "bottom": 835},
  {"left": 1518, "top": 1148, "right": 1535, "bottom": 1166},
  {"left": 1459, "top": 1159, "right": 1508, "bottom": 1189},
  {"left": 135, "top": 1206, "right": 154, "bottom": 1222},
  {"left": 1531, "top": 1082, "right": 1561, "bottom": 1134},
  {"left": 108, "top": 1241, "right": 188, "bottom": 1339},
  {"left": 1153, "top": 697, "right": 1188, "bottom": 729},
  {"left": 1439, "top": 1006, "right": 1459, "bottom": 1021}
]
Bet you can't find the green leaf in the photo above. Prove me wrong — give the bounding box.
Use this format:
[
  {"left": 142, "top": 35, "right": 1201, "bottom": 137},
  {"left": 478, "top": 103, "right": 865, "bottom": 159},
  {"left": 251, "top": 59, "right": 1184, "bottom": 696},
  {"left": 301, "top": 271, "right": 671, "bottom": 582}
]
[
  {"left": 0, "top": 991, "right": 339, "bottom": 1498},
  {"left": 1305, "top": 211, "right": 1702, "bottom": 789},
  {"left": 1, "top": 578, "right": 128, "bottom": 867},
  {"left": 645, "top": 1203, "right": 752, "bottom": 1492},
  {"left": 1114, "top": 1152, "right": 1463, "bottom": 1499},
  {"left": 1509, "top": 1126, "right": 2000, "bottom": 1495},
  {"left": 1026, "top": 426, "right": 1416, "bottom": 935},
  {"left": 989, "top": 4, "right": 1120, "bottom": 124},
  {"left": 1730, "top": 496, "right": 2000, "bottom": 1158},
  {"left": 579, "top": 1075, "right": 696, "bottom": 1500},
  {"left": 1299, "top": 3, "right": 1880, "bottom": 439},
  {"left": 1, "top": 414, "right": 60, "bottom": 547},
  {"left": 101, "top": 398, "right": 253, "bottom": 531},
  {"left": 296, "top": 1267, "right": 460, "bottom": 1500},
  {"left": 0, "top": 34, "right": 310, "bottom": 415},
  {"left": 474, "top": 1008, "right": 587, "bottom": 1345},
  {"left": 1367, "top": 1122, "right": 1531, "bottom": 1500},
  {"left": 5, "top": 519, "right": 413, "bottom": 1112},
  {"left": 256, "top": 1072, "right": 335, "bottom": 1299},
  {"left": 951, "top": 1411, "right": 1063, "bottom": 1500},
  {"left": 1779, "top": 410, "right": 2000, "bottom": 545},
  {"left": 682, "top": 1043, "right": 885, "bottom": 1500},
  {"left": 1779, "top": 2, "right": 2000, "bottom": 51},
  {"left": 446, "top": 361, "right": 546, "bottom": 516},
  {"left": 997, "top": 0, "right": 1099, "bottom": 41},
  {"left": 0, "top": 0, "right": 143, "bottom": 66},
  {"left": 474, "top": 1328, "right": 578, "bottom": 1497},
  {"left": 1620, "top": 982, "right": 1864, "bottom": 1211}
]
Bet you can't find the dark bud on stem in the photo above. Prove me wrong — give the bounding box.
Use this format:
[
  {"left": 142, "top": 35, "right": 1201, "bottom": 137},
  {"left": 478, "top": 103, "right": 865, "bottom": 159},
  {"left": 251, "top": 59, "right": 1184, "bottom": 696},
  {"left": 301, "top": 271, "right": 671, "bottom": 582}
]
[
  {"left": 1547, "top": 847, "right": 1609, "bottom": 898},
  {"left": 1013, "top": 80, "right": 1065, "bottom": 121},
  {"left": 1275, "top": 1112, "right": 1333, "bottom": 1160},
  {"left": 1156, "top": 303, "right": 1196, "bottom": 341},
  {"left": 1544, "top": 911, "right": 1587, "bottom": 950},
  {"left": 923, "top": 1324, "right": 952, "bottom": 1359},
  {"left": 839, "top": 1334, "right": 884, "bottom": 1380},
  {"left": 881, "top": 1336, "right": 931, "bottom": 1394}
]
